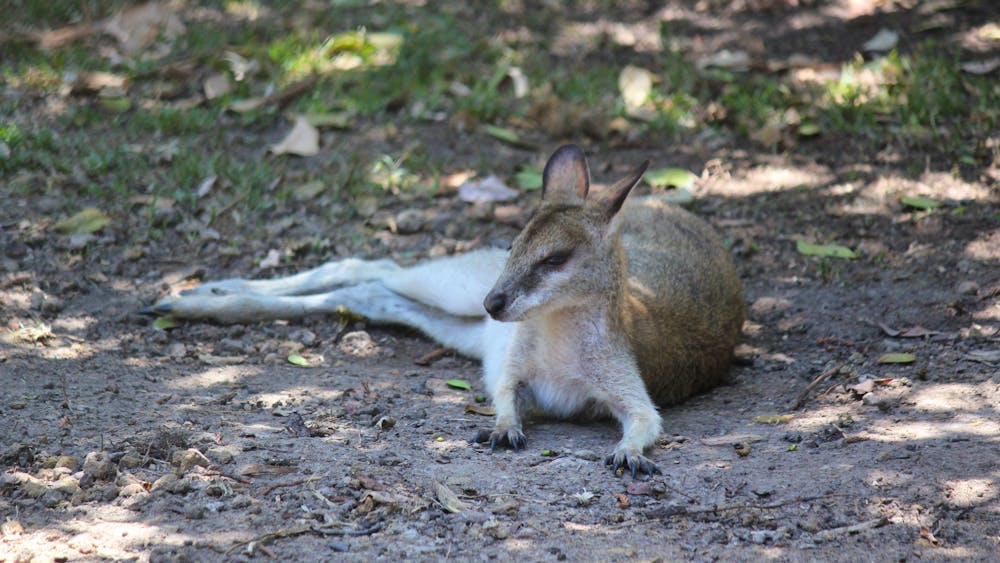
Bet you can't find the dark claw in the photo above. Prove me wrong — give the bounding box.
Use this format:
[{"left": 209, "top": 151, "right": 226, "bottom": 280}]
[
  {"left": 479, "top": 428, "right": 526, "bottom": 452},
  {"left": 490, "top": 436, "right": 499, "bottom": 451},
  {"left": 139, "top": 302, "right": 173, "bottom": 316}
]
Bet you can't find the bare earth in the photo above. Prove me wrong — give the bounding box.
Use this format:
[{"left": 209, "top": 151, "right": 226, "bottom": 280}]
[{"left": 2, "top": 3, "right": 1000, "bottom": 563}]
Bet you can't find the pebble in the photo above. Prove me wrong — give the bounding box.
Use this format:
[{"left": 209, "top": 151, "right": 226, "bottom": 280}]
[
  {"left": 15, "top": 473, "right": 47, "bottom": 498},
  {"left": 52, "top": 476, "right": 81, "bottom": 496},
  {"left": 172, "top": 448, "right": 210, "bottom": 472},
  {"left": 1, "top": 519, "right": 24, "bottom": 537},
  {"left": 289, "top": 328, "right": 317, "bottom": 347},
  {"left": 41, "top": 489, "right": 64, "bottom": 508},
  {"left": 55, "top": 455, "right": 78, "bottom": 470},
  {"left": 329, "top": 540, "right": 350, "bottom": 552},
  {"left": 118, "top": 454, "right": 143, "bottom": 469},
  {"left": 118, "top": 483, "right": 147, "bottom": 498},
  {"left": 82, "top": 451, "right": 116, "bottom": 480},
  {"left": 206, "top": 445, "right": 238, "bottom": 465},
  {"left": 395, "top": 209, "right": 425, "bottom": 234},
  {"left": 167, "top": 342, "right": 187, "bottom": 359},
  {"left": 956, "top": 281, "right": 979, "bottom": 295}
]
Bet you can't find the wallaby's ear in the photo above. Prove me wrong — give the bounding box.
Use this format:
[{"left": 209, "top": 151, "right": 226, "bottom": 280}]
[
  {"left": 598, "top": 160, "right": 649, "bottom": 219},
  {"left": 542, "top": 145, "right": 590, "bottom": 203}
]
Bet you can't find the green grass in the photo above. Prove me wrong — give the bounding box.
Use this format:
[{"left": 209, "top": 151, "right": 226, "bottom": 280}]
[{"left": 2, "top": 0, "right": 997, "bottom": 228}]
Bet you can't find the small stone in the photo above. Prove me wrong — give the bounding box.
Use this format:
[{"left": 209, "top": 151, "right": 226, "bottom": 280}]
[
  {"left": 957, "top": 281, "right": 979, "bottom": 295},
  {"left": 395, "top": 209, "right": 425, "bottom": 234},
  {"left": 1, "top": 519, "right": 24, "bottom": 537},
  {"left": 41, "top": 489, "right": 64, "bottom": 508},
  {"left": 167, "top": 342, "right": 187, "bottom": 359},
  {"left": 118, "top": 483, "right": 147, "bottom": 498},
  {"left": 52, "top": 476, "right": 81, "bottom": 496},
  {"left": 15, "top": 473, "right": 47, "bottom": 498},
  {"left": 151, "top": 473, "right": 179, "bottom": 492},
  {"left": 338, "top": 331, "right": 380, "bottom": 357},
  {"left": 55, "top": 455, "right": 78, "bottom": 470},
  {"left": 329, "top": 540, "right": 350, "bottom": 552},
  {"left": 118, "top": 454, "right": 143, "bottom": 469},
  {"left": 82, "top": 451, "right": 116, "bottom": 480},
  {"left": 289, "top": 328, "right": 317, "bottom": 347},
  {"left": 184, "top": 504, "right": 205, "bottom": 519},
  {"left": 172, "top": 448, "right": 211, "bottom": 472},
  {"left": 205, "top": 445, "right": 238, "bottom": 465}
]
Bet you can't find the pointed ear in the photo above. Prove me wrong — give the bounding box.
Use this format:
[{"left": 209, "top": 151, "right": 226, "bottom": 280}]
[
  {"left": 597, "top": 160, "right": 648, "bottom": 219},
  {"left": 542, "top": 145, "right": 590, "bottom": 203}
]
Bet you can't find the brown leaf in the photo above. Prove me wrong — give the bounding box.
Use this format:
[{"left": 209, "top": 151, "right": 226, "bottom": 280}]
[
  {"left": 464, "top": 404, "right": 496, "bottom": 416},
  {"left": 434, "top": 481, "right": 470, "bottom": 514},
  {"left": 919, "top": 526, "right": 940, "bottom": 546},
  {"left": 614, "top": 492, "right": 630, "bottom": 509},
  {"left": 101, "top": 2, "right": 185, "bottom": 55},
  {"left": 270, "top": 116, "right": 319, "bottom": 156},
  {"left": 239, "top": 464, "right": 296, "bottom": 476}
]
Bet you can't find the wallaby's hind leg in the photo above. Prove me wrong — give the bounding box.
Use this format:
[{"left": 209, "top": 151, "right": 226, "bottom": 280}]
[
  {"left": 180, "top": 258, "right": 402, "bottom": 297},
  {"left": 154, "top": 281, "right": 487, "bottom": 358}
]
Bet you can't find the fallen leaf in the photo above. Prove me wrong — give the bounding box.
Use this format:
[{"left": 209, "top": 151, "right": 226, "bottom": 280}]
[
  {"left": 458, "top": 175, "right": 518, "bottom": 203},
  {"left": 614, "top": 492, "right": 630, "bottom": 509},
  {"left": 796, "top": 240, "right": 858, "bottom": 259},
  {"left": 515, "top": 168, "right": 543, "bottom": 191},
  {"left": 434, "top": 482, "right": 470, "bottom": 513},
  {"left": 270, "top": 116, "right": 319, "bottom": 156},
  {"left": 195, "top": 175, "right": 217, "bottom": 198},
  {"left": 464, "top": 404, "right": 495, "bottom": 416},
  {"left": 153, "top": 316, "right": 179, "bottom": 330},
  {"left": 863, "top": 28, "right": 899, "bottom": 52},
  {"left": 203, "top": 73, "right": 231, "bottom": 100},
  {"left": 230, "top": 97, "right": 265, "bottom": 113},
  {"left": 877, "top": 353, "right": 916, "bottom": 364},
  {"left": 751, "top": 122, "right": 784, "bottom": 147},
  {"left": 506, "top": 66, "right": 529, "bottom": 98},
  {"left": 919, "top": 526, "right": 941, "bottom": 546},
  {"left": 625, "top": 482, "right": 655, "bottom": 496},
  {"left": 291, "top": 181, "right": 327, "bottom": 202},
  {"left": 287, "top": 353, "right": 309, "bottom": 367},
  {"left": 797, "top": 122, "right": 821, "bottom": 136},
  {"left": 753, "top": 414, "right": 794, "bottom": 424},
  {"left": 445, "top": 379, "right": 472, "bottom": 391},
  {"left": 483, "top": 125, "right": 537, "bottom": 149},
  {"left": 618, "top": 65, "right": 653, "bottom": 112},
  {"left": 900, "top": 195, "right": 942, "bottom": 210},
  {"left": 960, "top": 58, "right": 1000, "bottom": 75},
  {"left": 645, "top": 167, "right": 698, "bottom": 189},
  {"left": 53, "top": 208, "right": 111, "bottom": 235},
  {"left": 239, "top": 464, "right": 296, "bottom": 476},
  {"left": 258, "top": 249, "right": 282, "bottom": 269},
  {"left": 965, "top": 350, "right": 1000, "bottom": 363},
  {"left": 302, "top": 111, "right": 353, "bottom": 129},
  {"left": 101, "top": 2, "right": 186, "bottom": 55},
  {"left": 697, "top": 49, "right": 751, "bottom": 70}
]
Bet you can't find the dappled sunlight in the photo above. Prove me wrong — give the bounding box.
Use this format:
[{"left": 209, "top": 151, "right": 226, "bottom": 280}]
[
  {"left": 251, "top": 385, "right": 345, "bottom": 406},
  {"left": 965, "top": 227, "right": 1000, "bottom": 262},
  {"left": 867, "top": 416, "right": 1000, "bottom": 443},
  {"left": 909, "top": 383, "right": 996, "bottom": 413},
  {"left": 168, "top": 365, "right": 257, "bottom": 390},
  {"left": 942, "top": 476, "right": 998, "bottom": 508},
  {"left": 866, "top": 468, "right": 914, "bottom": 489},
  {"left": 708, "top": 164, "right": 833, "bottom": 196}
]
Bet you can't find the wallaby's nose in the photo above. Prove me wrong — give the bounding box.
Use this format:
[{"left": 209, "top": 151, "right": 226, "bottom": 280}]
[{"left": 484, "top": 291, "right": 507, "bottom": 318}]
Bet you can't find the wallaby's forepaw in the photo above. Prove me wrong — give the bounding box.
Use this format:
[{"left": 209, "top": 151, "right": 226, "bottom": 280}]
[
  {"left": 605, "top": 449, "right": 661, "bottom": 478},
  {"left": 472, "top": 427, "right": 526, "bottom": 452}
]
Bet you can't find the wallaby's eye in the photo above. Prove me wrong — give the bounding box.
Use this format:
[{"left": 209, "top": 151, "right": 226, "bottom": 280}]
[{"left": 540, "top": 250, "right": 572, "bottom": 267}]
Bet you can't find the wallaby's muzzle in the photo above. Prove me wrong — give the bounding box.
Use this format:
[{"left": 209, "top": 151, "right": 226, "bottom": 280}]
[{"left": 483, "top": 289, "right": 507, "bottom": 319}]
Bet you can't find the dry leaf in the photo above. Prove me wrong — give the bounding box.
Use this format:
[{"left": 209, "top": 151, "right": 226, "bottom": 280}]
[
  {"left": 960, "top": 58, "right": 1000, "bottom": 75},
  {"left": 614, "top": 492, "right": 630, "bottom": 509},
  {"left": 434, "top": 481, "right": 470, "bottom": 513},
  {"left": 203, "top": 73, "right": 231, "bottom": 100},
  {"left": 270, "top": 116, "right": 320, "bottom": 156},
  {"left": 618, "top": 65, "right": 653, "bottom": 112},
  {"left": 464, "top": 404, "right": 496, "bottom": 416},
  {"left": 239, "top": 464, "right": 296, "bottom": 476},
  {"left": 458, "top": 175, "right": 518, "bottom": 203},
  {"left": 101, "top": 2, "right": 185, "bottom": 55},
  {"left": 697, "top": 49, "right": 751, "bottom": 70},
  {"left": 53, "top": 208, "right": 111, "bottom": 234},
  {"left": 862, "top": 29, "right": 899, "bottom": 52}
]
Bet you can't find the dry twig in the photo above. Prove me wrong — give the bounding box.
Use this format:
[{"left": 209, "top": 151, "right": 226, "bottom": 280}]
[{"left": 792, "top": 363, "right": 844, "bottom": 410}]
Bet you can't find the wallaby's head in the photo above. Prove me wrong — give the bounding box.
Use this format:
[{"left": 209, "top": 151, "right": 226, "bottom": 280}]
[{"left": 484, "top": 145, "right": 648, "bottom": 322}]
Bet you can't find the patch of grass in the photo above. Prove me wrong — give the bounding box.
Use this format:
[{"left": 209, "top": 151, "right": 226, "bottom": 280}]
[{"left": 127, "top": 106, "right": 219, "bottom": 137}]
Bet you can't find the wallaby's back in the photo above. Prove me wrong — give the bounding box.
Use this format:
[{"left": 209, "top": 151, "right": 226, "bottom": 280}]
[{"left": 620, "top": 197, "right": 744, "bottom": 405}]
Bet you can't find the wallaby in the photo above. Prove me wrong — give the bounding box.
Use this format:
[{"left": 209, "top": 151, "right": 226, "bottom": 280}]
[{"left": 146, "top": 145, "right": 744, "bottom": 477}]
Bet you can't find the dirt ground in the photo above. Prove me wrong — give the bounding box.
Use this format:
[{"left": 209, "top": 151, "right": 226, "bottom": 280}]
[{"left": 3, "top": 2, "right": 1000, "bottom": 562}]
